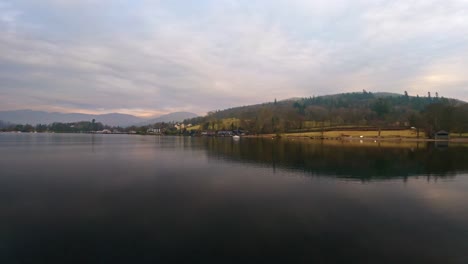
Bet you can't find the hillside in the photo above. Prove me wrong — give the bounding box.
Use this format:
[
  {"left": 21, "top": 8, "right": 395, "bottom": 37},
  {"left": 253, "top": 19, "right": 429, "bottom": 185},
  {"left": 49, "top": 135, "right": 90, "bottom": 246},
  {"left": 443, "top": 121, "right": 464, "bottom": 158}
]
[
  {"left": 0, "top": 110, "right": 144, "bottom": 127},
  {"left": 136, "top": 112, "right": 199, "bottom": 126},
  {"left": 0, "top": 110, "right": 198, "bottom": 127},
  {"left": 183, "top": 91, "right": 468, "bottom": 136}
]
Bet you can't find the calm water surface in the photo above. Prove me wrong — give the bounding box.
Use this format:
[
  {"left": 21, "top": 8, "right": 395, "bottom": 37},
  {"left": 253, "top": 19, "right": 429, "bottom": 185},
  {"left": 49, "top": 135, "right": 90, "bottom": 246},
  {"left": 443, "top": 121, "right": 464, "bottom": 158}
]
[{"left": 1, "top": 133, "right": 467, "bottom": 263}]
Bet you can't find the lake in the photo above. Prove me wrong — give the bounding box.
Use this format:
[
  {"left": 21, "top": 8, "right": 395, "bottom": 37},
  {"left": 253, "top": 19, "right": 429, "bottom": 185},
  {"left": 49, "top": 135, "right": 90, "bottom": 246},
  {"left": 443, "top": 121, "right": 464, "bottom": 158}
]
[{"left": 1, "top": 133, "right": 467, "bottom": 263}]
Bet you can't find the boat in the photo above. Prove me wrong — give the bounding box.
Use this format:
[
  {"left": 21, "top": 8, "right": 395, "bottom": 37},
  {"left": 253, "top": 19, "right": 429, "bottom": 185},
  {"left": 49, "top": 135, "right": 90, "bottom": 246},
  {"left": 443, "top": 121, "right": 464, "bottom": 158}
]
[{"left": 233, "top": 123, "right": 241, "bottom": 140}]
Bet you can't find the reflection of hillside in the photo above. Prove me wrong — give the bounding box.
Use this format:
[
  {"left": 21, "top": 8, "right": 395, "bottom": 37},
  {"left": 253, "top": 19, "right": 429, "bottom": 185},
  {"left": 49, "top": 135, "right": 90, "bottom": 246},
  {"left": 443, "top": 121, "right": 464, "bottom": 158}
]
[{"left": 198, "top": 138, "right": 468, "bottom": 180}]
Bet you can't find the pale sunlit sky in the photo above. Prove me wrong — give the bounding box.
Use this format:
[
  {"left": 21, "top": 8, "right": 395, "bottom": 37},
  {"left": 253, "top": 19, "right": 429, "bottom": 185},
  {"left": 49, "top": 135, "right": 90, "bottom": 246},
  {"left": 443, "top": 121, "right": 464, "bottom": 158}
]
[{"left": 1, "top": 0, "right": 467, "bottom": 117}]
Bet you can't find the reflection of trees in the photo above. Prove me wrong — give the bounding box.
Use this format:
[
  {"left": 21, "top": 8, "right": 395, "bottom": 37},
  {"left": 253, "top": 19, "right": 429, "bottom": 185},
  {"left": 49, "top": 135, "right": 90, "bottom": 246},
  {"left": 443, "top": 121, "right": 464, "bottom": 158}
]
[{"left": 198, "top": 138, "right": 468, "bottom": 180}]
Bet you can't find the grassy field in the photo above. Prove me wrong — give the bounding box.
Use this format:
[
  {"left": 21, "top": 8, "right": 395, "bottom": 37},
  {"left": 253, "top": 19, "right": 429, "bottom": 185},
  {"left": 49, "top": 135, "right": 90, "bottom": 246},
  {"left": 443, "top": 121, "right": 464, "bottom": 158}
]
[
  {"left": 284, "top": 129, "right": 425, "bottom": 139},
  {"left": 218, "top": 118, "right": 240, "bottom": 130},
  {"left": 187, "top": 117, "right": 468, "bottom": 139},
  {"left": 186, "top": 125, "right": 200, "bottom": 131},
  {"left": 279, "top": 137, "right": 431, "bottom": 148},
  {"left": 187, "top": 118, "right": 240, "bottom": 131},
  {"left": 450, "top": 132, "right": 468, "bottom": 137}
]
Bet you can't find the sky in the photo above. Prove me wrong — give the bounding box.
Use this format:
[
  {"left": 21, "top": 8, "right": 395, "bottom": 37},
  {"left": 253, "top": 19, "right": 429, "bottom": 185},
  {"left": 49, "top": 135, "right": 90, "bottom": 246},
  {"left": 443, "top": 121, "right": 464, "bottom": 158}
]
[{"left": 1, "top": 0, "right": 467, "bottom": 117}]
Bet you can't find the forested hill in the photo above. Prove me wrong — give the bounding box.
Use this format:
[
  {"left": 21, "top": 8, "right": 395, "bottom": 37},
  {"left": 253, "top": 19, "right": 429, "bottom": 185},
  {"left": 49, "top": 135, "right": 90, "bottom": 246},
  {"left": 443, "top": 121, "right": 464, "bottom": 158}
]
[{"left": 184, "top": 91, "right": 468, "bottom": 135}]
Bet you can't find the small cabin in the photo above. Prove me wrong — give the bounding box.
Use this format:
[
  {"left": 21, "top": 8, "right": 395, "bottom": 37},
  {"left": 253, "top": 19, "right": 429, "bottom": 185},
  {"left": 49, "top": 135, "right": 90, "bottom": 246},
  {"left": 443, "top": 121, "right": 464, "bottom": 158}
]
[{"left": 434, "top": 130, "right": 449, "bottom": 140}]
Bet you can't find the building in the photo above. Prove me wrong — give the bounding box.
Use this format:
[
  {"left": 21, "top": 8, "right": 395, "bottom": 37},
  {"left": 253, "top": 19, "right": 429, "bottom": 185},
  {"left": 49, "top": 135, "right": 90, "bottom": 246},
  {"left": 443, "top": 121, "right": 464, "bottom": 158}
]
[
  {"left": 147, "top": 128, "right": 161, "bottom": 134},
  {"left": 434, "top": 130, "right": 449, "bottom": 140}
]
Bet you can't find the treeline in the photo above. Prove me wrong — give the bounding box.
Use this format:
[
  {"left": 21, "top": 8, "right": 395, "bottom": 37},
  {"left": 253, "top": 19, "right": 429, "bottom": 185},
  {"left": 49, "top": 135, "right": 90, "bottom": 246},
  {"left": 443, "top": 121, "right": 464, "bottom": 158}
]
[
  {"left": 0, "top": 120, "right": 109, "bottom": 133},
  {"left": 0, "top": 119, "right": 186, "bottom": 135},
  {"left": 2, "top": 92, "right": 467, "bottom": 137},
  {"left": 182, "top": 91, "right": 468, "bottom": 137}
]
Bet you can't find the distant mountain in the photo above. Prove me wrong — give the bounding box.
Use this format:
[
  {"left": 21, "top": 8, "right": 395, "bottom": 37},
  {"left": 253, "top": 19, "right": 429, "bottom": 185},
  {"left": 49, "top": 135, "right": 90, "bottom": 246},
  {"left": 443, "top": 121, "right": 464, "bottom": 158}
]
[
  {"left": 136, "top": 112, "right": 199, "bottom": 126},
  {"left": 0, "top": 110, "right": 144, "bottom": 127},
  {"left": 91, "top": 113, "right": 145, "bottom": 127},
  {"left": 0, "top": 110, "right": 198, "bottom": 127}
]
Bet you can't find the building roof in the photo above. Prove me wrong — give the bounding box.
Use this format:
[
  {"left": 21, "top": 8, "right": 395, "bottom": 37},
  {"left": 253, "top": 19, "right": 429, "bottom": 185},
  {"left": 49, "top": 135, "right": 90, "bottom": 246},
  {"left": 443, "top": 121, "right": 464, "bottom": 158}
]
[{"left": 436, "top": 130, "right": 449, "bottom": 135}]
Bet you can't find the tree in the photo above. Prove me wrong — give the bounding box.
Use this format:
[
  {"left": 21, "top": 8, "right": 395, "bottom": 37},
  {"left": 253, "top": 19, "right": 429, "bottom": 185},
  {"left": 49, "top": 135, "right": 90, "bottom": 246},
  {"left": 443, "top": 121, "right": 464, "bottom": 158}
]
[
  {"left": 423, "top": 103, "right": 456, "bottom": 137},
  {"left": 293, "top": 101, "right": 306, "bottom": 129},
  {"left": 453, "top": 105, "right": 468, "bottom": 136},
  {"left": 409, "top": 113, "right": 426, "bottom": 138},
  {"left": 371, "top": 98, "right": 392, "bottom": 137},
  {"left": 372, "top": 98, "right": 391, "bottom": 118},
  {"left": 35, "top": 124, "right": 48, "bottom": 132}
]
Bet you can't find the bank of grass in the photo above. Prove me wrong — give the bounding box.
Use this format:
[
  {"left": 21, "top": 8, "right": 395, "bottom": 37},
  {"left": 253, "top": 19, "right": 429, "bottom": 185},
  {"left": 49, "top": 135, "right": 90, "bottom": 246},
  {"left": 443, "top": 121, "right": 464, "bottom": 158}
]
[
  {"left": 186, "top": 125, "right": 200, "bottom": 131},
  {"left": 451, "top": 132, "right": 468, "bottom": 137},
  {"left": 281, "top": 137, "right": 429, "bottom": 149},
  {"left": 283, "top": 129, "right": 424, "bottom": 139},
  {"left": 187, "top": 118, "right": 240, "bottom": 131},
  {"left": 217, "top": 118, "right": 240, "bottom": 130}
]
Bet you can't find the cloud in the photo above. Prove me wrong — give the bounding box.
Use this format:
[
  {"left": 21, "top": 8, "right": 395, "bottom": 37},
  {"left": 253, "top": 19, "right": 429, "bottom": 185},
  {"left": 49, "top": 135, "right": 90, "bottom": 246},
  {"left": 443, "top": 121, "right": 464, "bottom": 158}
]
[{"left": 0, "top": 0, "right": 467, "bottom": 116}]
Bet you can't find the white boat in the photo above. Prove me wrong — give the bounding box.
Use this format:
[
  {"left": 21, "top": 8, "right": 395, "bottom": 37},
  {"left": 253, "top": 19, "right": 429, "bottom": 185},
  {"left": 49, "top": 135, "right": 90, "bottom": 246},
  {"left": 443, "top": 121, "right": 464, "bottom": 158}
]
[{"left": 232, "top": 135, "right": 240, "bottom": 140}]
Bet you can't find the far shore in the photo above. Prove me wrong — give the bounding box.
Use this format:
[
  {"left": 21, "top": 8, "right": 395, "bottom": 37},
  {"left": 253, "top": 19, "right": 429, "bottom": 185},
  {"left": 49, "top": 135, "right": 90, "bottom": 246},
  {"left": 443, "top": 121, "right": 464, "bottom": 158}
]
[
  {"left": 243, "top": 129, "right": 468, "bottom": 143},
  {"left": 2, "top": 130, "right": 468, "bottom": 143}
]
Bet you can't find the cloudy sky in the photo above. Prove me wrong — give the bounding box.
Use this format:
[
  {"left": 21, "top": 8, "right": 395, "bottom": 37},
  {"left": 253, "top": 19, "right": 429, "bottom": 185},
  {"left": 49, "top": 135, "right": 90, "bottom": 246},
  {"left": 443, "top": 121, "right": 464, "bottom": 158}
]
[{"left": 1, "top": 0, "right": 467, "bottom": 116}]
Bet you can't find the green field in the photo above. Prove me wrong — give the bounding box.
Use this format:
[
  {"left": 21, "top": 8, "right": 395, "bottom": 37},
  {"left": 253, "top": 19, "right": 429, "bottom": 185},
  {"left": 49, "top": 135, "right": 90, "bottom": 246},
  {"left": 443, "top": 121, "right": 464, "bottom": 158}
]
[
  {"left": 187, "top": 118, "right": 240, "bottom": 131},
  {"left": 186, "top": 125, "right": 200, "bottom": 131},
  {"left": 187, "top": 116, "right": 468, "bottom": 140},
  {"left": 284, "top": 129, "right": 425, "bottom": 139},
  {"left": 450, "top": 132, "right": 468, "bottom": 137}
]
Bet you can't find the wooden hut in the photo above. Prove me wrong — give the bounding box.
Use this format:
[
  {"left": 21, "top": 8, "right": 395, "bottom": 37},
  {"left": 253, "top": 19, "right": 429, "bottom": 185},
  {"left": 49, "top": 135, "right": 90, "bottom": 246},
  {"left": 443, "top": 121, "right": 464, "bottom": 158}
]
[{"left": 434, "top": 130, "right": 449, "bottom": 140}]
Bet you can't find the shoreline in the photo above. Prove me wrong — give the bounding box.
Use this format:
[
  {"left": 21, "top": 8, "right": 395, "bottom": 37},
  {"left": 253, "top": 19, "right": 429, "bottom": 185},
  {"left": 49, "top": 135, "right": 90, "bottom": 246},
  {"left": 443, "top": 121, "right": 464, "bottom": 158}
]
[
  {"left": 2, "top": 131, "right": 468, "bottom": 143},
  {"left": 243, "top": 134, "right": 468, "bottom": 142}
]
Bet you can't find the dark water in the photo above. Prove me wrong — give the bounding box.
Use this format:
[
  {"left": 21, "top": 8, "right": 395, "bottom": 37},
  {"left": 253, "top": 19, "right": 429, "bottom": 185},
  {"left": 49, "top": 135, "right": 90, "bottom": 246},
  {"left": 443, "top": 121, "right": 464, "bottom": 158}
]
[{"left": 1, "top": 134, "right": 467, "bottom": 264}]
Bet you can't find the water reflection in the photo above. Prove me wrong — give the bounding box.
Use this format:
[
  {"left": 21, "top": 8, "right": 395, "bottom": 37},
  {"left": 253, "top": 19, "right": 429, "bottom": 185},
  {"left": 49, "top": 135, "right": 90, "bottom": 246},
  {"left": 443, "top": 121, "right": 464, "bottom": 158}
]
[
  {"left": 1, "top": 134, "right": 467, "bottom": 264},
  {"left": 199, "top": 138, "right": 468, "bottom": 180}
]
